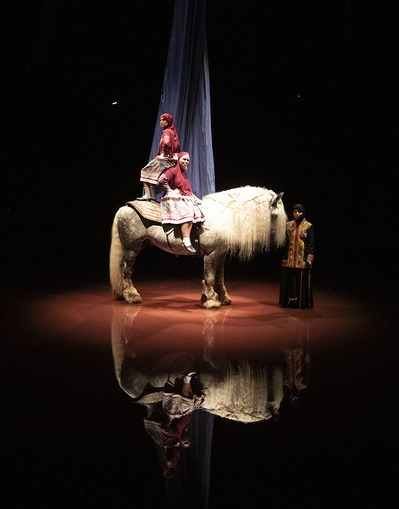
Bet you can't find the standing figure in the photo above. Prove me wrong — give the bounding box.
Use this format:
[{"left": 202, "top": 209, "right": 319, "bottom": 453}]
[
  {"left": 158, "top": 152, "right": 205, "bottom": 253},
  {"left": 138, "top": 113, "right": 180, "bottom": 201},
  {"left": 279, "top": 204, "right": 314, "bottom": 308}
]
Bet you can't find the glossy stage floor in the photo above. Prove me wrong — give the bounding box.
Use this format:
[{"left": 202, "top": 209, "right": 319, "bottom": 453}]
[{"left": 1, "top": 257, "right": 396, "bottom": 508}]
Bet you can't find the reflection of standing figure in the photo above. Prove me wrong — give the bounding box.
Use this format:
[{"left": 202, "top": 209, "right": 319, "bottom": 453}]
[
  {"left": 279, "top": 204, "right": 314, "bottom": 308},
  {"left": 282, "top": 347, "right": 311, "bottom": 405},
  {"left": 138, "top": 113, "right": 181, "bottom": 201}
]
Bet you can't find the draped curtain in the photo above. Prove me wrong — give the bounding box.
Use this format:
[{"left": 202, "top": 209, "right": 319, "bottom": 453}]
[{"left": 149, "top": 0, "right": 215, "bottom": 198}]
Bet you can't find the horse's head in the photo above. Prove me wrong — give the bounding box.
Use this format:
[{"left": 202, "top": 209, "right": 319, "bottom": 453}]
[
  {"left": 269, "top": 192, "right": 284, "bottom": 211},
  {"left": 269, "top": 192, "right": 286, "bottom": 248}
]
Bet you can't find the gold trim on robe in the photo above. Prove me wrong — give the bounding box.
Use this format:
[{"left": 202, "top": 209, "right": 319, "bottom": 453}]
[{"left": 282, "top": 219, "right": 313, "bottom": 269}]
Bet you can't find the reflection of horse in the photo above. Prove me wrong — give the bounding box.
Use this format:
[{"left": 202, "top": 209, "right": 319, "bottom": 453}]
[
  {"left": 110, "top": 186, "right": 286, "bottom": 308},
  {"left": 111, "top": 306, "right": 285, "bottom": 422}
]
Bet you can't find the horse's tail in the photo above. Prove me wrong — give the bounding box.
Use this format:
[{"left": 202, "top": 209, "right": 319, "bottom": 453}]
[{"left": 109, "top": 211, "right": 124, "bottom": 299}]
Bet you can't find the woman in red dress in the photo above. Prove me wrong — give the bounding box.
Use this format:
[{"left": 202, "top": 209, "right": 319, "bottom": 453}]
[
  {"left": 138, "top": 113, "right": 181, "bottom": 201},
  {"left": 158, "top": 152, "right": 205, "bottom": 253}
]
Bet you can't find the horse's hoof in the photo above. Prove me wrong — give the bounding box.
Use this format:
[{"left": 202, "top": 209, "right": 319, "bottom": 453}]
[
  {"left": 125, "top": 294, "right": 142, "bottom": 304},
  {"left": 221, "top": 299, "right": 232, "bottom": 306},
  {"left": 202, "top": 299, "right": 221, "bottom": 309}
]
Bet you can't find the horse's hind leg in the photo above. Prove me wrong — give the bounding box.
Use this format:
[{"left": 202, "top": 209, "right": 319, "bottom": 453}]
[
  {"left": 214, "top": 251, "right": 231, "bottom": 306},
  {"left": 122, "top": 248, "right": 142, "bottom": 304}
]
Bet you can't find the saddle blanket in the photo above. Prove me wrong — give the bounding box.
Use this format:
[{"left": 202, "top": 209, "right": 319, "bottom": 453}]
[{"left": 126, "top": 200, "right": 162, "bottom": 223}]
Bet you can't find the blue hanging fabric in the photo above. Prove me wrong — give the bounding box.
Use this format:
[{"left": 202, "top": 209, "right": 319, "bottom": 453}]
[{"left": 149, "top": 0, "right": 215, "bottom": 199}]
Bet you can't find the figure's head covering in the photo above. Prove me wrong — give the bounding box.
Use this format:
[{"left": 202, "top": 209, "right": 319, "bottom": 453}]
[
  {"left": 292, "top": 203, "right": 305, "bottom": 215},
  {"left": 177, "top": 151, "right": 189, "bottom": 160},
  {"left": 177, "top": 152, "right": 190, "bottom": 169},
  {"left": 160, "top": 113, "right": 175, "bottom": 130}
]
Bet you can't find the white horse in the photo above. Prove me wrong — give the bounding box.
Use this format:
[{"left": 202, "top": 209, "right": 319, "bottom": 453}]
[{"left": 110, "top": 186, "right": 286, "bottom": 309}]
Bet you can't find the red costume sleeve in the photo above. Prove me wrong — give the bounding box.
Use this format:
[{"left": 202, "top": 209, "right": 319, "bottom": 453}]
[
  {"left": 158, "top": 167, "right": 174, "bottom": 186},
  {"left": 161, "top": 132, "right": 173, "bottom": 157},
  {"left": 157, "top": 128, "right": 179, "bottom": 158}
]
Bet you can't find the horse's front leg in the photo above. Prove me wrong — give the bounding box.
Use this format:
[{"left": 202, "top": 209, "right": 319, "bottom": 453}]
[
  {"left": 122, "top": 248, "right": 142, "bottom": 304},
  {"left": 201, "top": 251, "right": 222, "bottom": 309},
  {"left": 214, "top": 251, "right": 231, "bottom": 306}
]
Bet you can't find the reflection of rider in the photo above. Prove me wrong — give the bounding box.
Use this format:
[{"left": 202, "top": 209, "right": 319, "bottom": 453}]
[
  {"left": 138, "top": 113, "right": 181, "bottom": 202},
  {"left": 158, "top": 152, "right": 205, "bottom": 253},
  {"left": 144, "top": 404, "right": 190, "bottom": 478},
  {"left": 144, "top": 372, "right": 204, "bottom": 478}
]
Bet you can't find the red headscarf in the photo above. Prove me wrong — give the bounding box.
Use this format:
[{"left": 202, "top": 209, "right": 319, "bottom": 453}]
[
  {"left": 158, "top": 151, "right": 192, "bottom": 195},
  {"left": 159, "top": 113, "right": 180, "bottom": 154},
  {"left": 160, "top": 113, "right": 175, "bottom": 130},
  {"left": 177, "top": 152, "right": 190, "bottom": 166}
]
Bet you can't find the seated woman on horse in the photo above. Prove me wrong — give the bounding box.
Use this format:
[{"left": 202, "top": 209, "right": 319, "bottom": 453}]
[
  {"left": 138, "top": 113, "right": 181, "bottom": 201},
  {"left": 158, "top": 152, "right": 205, "bottom": 253}
]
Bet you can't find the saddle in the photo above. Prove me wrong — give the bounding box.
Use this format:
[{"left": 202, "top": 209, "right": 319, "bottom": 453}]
[
  {"left": 126, "top": 200, "right": 162, "bottom": 223},
  {"left": 126, "top": 199, "right": 202, "bottom": 255}
]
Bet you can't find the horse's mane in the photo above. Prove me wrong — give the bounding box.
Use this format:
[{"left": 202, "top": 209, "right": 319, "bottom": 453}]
[
  {"left": 202, "top": 186, "right": 286, "bottom": 261},
  {"left": 202, "top": 360, "right": 284, "bottom": 423}
]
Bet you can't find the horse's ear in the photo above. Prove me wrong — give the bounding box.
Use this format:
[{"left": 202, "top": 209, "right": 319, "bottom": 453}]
[{"left": 270, "top": 192, "right": 284, "bottom": 208}]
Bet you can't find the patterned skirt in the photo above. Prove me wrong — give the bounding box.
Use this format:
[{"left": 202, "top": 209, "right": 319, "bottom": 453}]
[
  {"left": 162, "top": 392, "right": 205, "bottom": 420},
  {"left": 140, "top": 156, "right": 175, "bottom": 184},
  {"left": 161, "top": 193, "right": 206, "bottom": 224}
]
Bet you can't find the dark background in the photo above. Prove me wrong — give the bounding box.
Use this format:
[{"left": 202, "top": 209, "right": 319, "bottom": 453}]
[
  {"left": 1, "top": 2, "right": 396, "bottom": 507},
  {"left": 2, "top": 0, "right": 394, "bottom": 290}
]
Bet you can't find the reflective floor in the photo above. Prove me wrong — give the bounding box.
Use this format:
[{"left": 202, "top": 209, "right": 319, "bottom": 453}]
[{"left": 1, "top": 263, "right": 397, "bottom": 508}]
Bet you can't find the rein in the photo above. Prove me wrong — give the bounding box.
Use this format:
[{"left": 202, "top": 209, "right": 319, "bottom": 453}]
[{"left": 165, "top": 228, "right": 179, "bottom": 254}]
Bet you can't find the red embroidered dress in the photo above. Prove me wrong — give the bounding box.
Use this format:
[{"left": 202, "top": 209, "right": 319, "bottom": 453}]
[{"left": 158, "top": 153, "right": 205, "bottom": 225}]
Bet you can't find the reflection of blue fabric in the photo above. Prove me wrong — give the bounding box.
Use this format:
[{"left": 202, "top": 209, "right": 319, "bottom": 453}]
[
  {"left": 156, "top": 410, "right": 214, "bottom": 507},
  {"left": 149, "top": 0, "right": 215, "bottom": 199}
]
